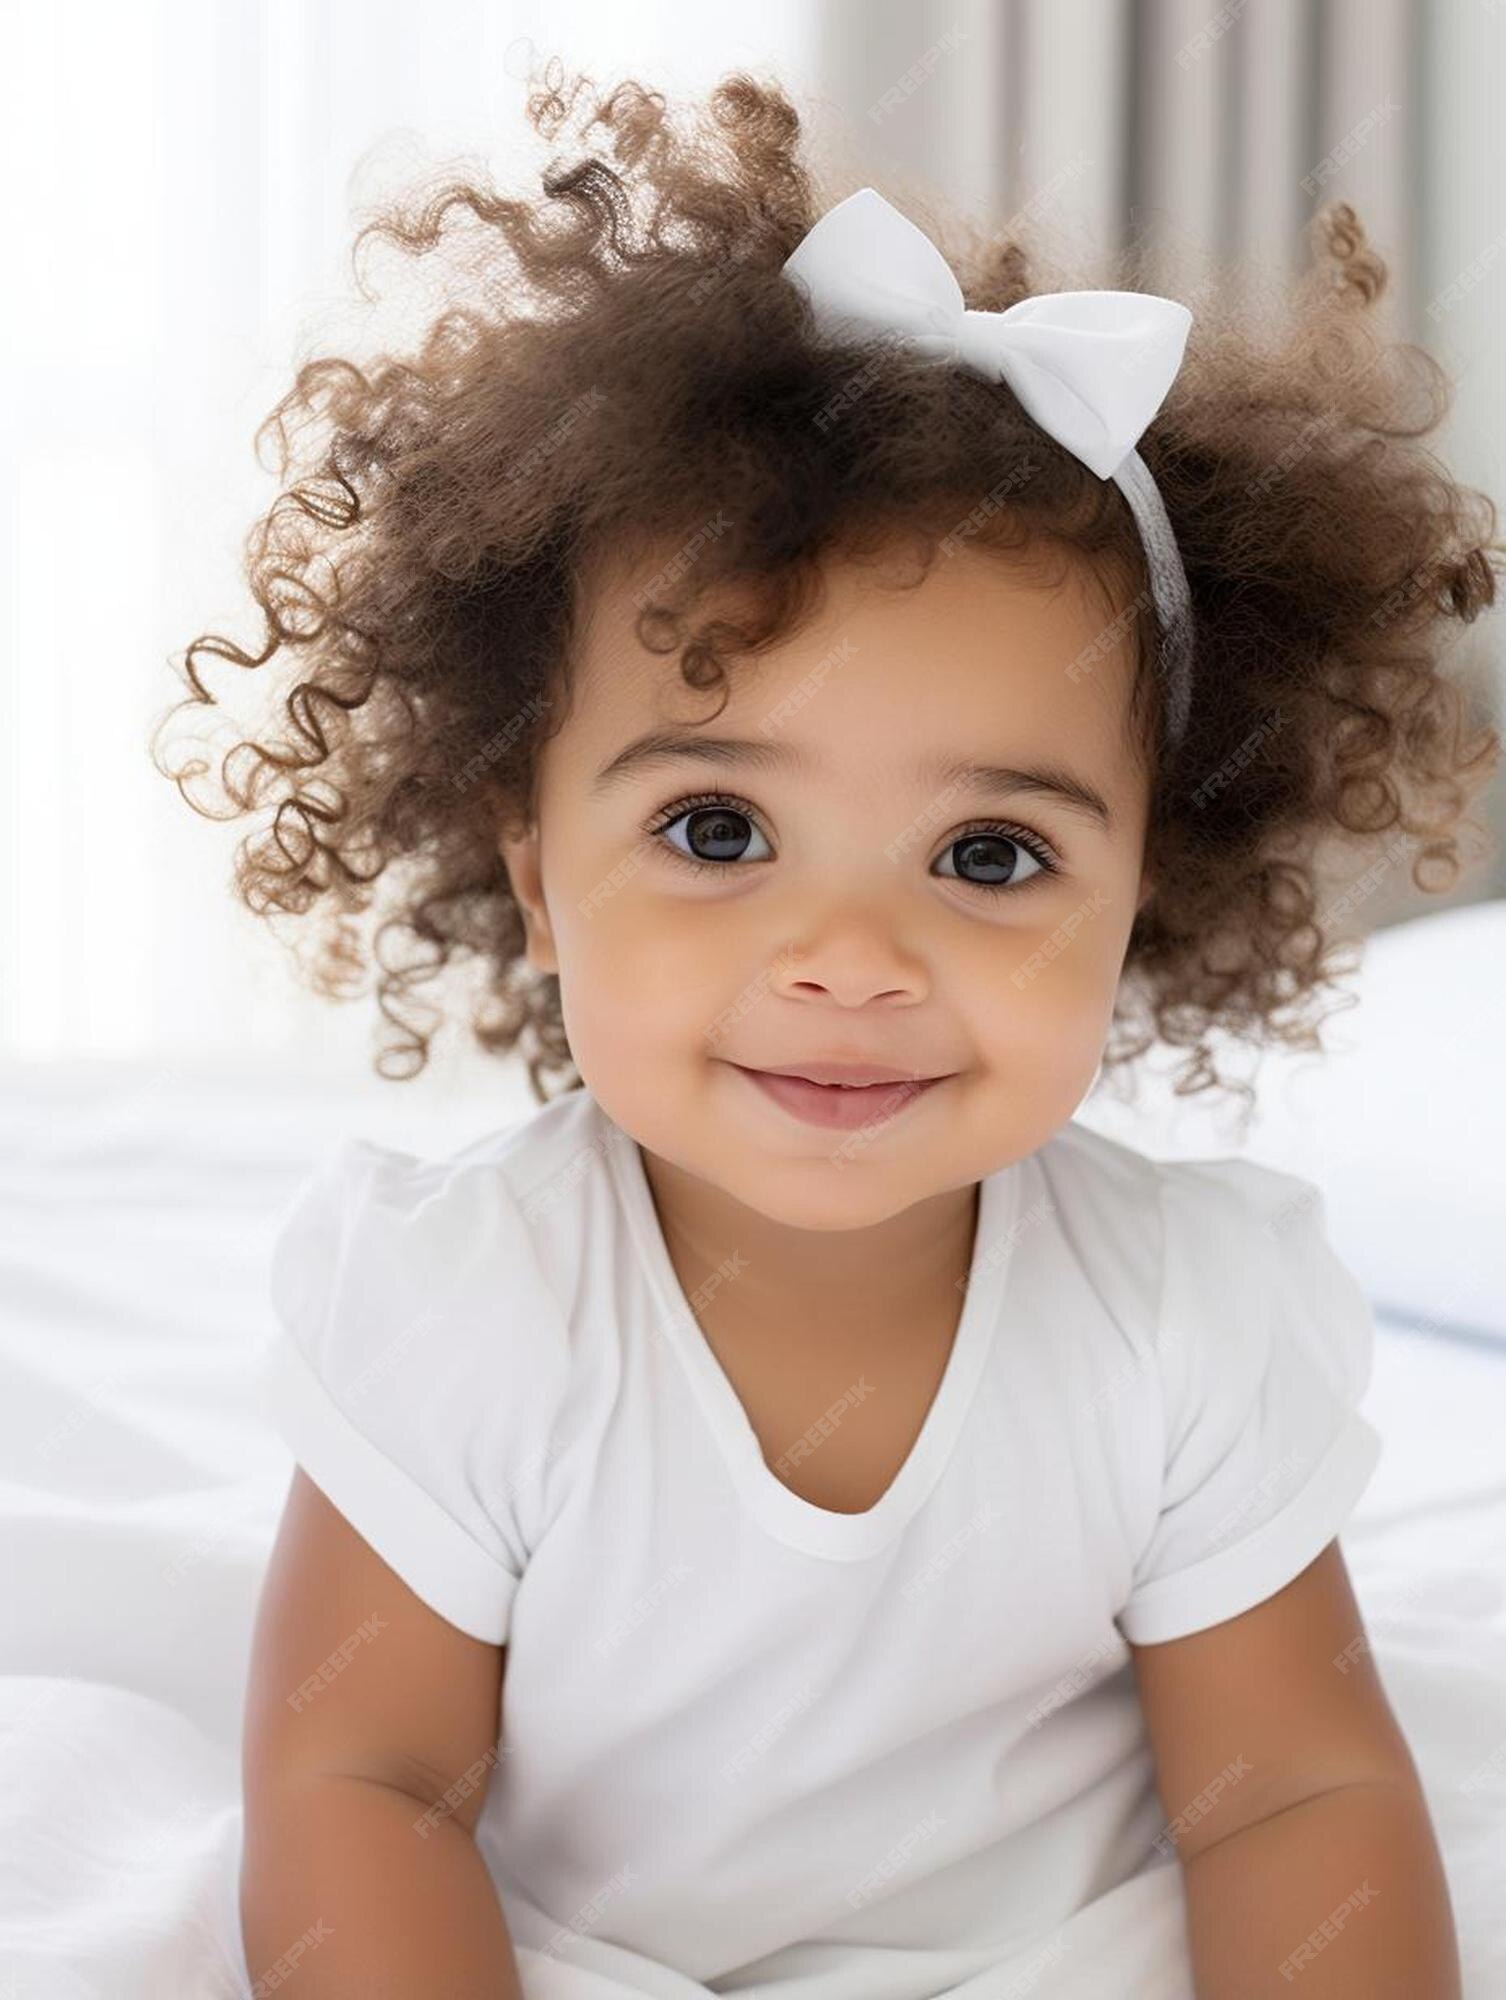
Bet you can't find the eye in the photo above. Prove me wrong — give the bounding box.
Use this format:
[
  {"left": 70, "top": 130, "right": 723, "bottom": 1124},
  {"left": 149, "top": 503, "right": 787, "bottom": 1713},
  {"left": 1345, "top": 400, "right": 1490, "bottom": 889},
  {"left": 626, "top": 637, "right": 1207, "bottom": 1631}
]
[
  {"left": 643, "top": 793, "right": 1063, "bottom": 894},
  {"left": 647, "top": 794, "right": 772, "bottom": 874},
  {"left": 934, "top": 823, "right": 1061, "bottom": 893}
]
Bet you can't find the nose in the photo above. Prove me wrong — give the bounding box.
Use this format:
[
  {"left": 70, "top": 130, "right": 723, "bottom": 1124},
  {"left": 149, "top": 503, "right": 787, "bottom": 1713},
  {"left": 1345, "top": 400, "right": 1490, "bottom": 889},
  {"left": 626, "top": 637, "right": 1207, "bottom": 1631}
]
[{"left": 770, "top": 915, "right": 928, "bottom": 1009}]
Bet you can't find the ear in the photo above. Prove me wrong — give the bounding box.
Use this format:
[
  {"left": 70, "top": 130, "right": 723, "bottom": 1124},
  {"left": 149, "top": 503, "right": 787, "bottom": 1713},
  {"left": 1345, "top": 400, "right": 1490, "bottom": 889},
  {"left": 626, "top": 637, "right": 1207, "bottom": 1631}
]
[
  {"left": 498, "top": 821, "right": 559, "bottom": 976},
  {"left": 1135, "top": 865, "right": 1155, "bottom": 914}
]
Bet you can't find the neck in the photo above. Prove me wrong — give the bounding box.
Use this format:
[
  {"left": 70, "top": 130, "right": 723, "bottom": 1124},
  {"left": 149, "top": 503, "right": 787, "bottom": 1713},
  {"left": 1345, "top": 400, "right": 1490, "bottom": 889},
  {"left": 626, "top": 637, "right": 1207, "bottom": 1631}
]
[{"left": 638, "top": 1144, "right": 980, "bottom": 1340}]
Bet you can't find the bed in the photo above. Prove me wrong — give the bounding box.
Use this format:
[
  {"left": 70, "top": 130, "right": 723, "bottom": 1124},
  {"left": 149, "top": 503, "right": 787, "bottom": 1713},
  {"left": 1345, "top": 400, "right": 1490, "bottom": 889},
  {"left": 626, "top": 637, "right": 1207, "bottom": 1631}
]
[{"left": 1, "top": 899, "right": 1502, "bottom": 1998}]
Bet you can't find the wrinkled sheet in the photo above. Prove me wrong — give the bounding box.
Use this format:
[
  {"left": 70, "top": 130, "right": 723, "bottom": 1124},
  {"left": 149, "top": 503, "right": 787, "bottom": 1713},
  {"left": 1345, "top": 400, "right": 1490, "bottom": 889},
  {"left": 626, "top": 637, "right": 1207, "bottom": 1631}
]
[{"left": 1, "top": 1058, "right": 1503, "bottom": 1998}]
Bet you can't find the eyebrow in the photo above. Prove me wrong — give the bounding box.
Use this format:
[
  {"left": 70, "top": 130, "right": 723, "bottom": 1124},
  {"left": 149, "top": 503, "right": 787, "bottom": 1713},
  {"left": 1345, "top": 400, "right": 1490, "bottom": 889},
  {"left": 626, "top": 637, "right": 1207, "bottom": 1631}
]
[{"left": 589, "top": 730, "right": 1116, "bottom": 834}]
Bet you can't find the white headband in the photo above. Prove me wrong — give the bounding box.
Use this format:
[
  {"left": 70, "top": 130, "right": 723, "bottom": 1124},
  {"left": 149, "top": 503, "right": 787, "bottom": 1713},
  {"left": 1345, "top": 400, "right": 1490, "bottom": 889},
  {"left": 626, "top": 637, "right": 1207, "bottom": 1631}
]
[{"left": 781, "top": 186, "right": 1196, "bottom": 750}]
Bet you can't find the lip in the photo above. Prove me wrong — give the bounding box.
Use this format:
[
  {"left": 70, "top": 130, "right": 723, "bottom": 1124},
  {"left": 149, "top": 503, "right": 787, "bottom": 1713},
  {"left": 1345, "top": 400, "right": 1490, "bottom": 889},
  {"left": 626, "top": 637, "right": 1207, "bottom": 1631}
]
[
  {"left": 727, "top": 1061, "right": 951, "bottom": 1132},
  {"left": 738, "top": 1060, "right": 949, "bottom": 1087}
]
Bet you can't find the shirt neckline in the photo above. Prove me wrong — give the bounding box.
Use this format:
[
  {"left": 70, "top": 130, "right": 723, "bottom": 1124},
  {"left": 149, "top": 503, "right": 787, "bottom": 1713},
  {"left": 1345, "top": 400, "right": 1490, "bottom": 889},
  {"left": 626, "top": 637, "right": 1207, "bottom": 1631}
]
[{"left": 601, "top": 1108, "right": 1025, "bottom": 1560}]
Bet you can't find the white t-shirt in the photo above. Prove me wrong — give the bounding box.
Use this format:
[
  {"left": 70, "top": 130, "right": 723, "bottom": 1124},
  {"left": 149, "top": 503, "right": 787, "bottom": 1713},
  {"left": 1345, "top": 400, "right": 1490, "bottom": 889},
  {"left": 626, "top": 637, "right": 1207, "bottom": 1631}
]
[{"left": 262, "top": 1083, "right": 1383, "bottom": 1998}]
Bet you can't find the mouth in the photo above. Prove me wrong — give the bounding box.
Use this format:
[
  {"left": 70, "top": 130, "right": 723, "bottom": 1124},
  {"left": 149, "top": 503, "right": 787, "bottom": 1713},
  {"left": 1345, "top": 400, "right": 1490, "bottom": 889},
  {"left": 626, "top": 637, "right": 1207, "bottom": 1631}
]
[
  {"left": 737, "top": 1060, "right": 952, "bottom": 1088},
  {"left": 725, "top": 1061, "right": 953, "bottom": 1131}
]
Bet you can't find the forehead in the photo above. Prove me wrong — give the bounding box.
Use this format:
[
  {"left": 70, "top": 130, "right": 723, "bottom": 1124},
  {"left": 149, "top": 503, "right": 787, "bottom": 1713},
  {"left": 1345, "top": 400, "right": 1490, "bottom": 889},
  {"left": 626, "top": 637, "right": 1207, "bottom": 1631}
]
[{"left": 559, "top": 531, "right": 1150, "bottom": 797}]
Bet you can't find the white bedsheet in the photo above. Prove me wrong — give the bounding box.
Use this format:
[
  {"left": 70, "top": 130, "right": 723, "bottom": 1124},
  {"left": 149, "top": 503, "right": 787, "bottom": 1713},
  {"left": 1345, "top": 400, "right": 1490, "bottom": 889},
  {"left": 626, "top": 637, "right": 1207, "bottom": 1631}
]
[{"left": 1, "top": 1056, "right": 1503, "bottom": 1998}]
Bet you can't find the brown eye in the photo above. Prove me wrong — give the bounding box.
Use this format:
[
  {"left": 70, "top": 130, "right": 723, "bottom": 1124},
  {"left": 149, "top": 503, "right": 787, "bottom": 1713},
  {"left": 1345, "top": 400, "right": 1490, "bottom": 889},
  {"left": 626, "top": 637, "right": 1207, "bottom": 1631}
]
[
  {"left": 671, "top": 805, "right": 763, "bottom": 864},
  {"left": 936, "top": 829, "right": 1047, "bottom": 889},
  {"left": 643, "top": 794, "right": 1061, "bottom": 893},
  {"left": 647, "top": 794, "right": 773, "bottom": 872}
]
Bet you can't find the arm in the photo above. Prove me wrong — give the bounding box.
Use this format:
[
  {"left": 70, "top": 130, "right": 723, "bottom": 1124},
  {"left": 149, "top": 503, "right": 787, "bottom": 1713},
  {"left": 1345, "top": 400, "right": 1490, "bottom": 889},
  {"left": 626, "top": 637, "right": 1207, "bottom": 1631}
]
[
  {"left": 240, "top": 1467, "right": 525, "bottom": 1999},
  {"left": 1182, "top": 1773, "right": 1456, "bottom": 1996},
  {"left": 1129, "top": 1540, "right": 1461, "bottom": 1999}
]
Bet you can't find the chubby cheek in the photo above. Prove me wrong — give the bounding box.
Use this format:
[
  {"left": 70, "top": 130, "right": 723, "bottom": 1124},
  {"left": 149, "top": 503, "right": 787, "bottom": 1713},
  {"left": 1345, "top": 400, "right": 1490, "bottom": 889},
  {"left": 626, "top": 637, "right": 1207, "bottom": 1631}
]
[
  {"left": 551, "top": 872, "right": 728, "bottom": 1078},
  {"left": 985, "top": 892, "right": 1134, "bottom": 1107},
  {"left": 956, "top": 892, "right": 1136, "bottom": 1128}
]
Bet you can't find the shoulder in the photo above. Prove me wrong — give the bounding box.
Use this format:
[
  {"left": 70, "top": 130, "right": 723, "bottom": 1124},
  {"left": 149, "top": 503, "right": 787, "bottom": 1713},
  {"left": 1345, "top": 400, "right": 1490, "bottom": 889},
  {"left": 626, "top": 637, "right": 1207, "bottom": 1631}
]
[
  {"left": 265, "top": 1098, "right": 612, "bottom": 1531},
  {"left": 1103, "top": 1145, "right": 1383, "bottom": 1644},
  {"left": 269, "top": 1127, "right": 562, "bottom": 1385},
  {"left": 1026, "top": 1124, "right": 1382, "bottom": 1644},
  {"left": 1033, "top": 1116, "right": 1327, "bottom": 1249},
  {"left": 273, "top": 1084, "right": 614, "bottom": 1345},
  {"left": 1038, "top": 1122, "right": 1369, "bottom": 1372},
  {"left": 1021, "top": 1118, "right": 1165, "bottom": 1337},
  {"left": 1147, "top": 1150, "right": 1376, "bottom": 1409},
  {"left": 261, "top": 1089, "right": 621, "bottom": 1641}
]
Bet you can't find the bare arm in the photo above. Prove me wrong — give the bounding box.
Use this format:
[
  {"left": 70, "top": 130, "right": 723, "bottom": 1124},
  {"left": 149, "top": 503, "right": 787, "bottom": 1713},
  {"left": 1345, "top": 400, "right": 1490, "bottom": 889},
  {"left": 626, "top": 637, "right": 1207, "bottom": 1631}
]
[
  {"left": 241, "top": 1769, "right": 524, "bottom": 1999},
  {"left": 1182, "top": 1773, "right": 1459, "bottom": 1996},
  {"left": 1130, "top": 1541, "right": 1461, "bottom": 2000},
  {"left": 240, "top": 1467, "right": 526, "bottom": 1998}
]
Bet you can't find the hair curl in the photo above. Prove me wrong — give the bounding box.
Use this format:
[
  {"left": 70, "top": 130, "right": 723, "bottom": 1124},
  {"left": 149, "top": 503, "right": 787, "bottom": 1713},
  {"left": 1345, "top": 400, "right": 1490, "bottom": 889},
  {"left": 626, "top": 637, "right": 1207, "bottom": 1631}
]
[{"left": 150, "top": 60, "right": 1503, "bottom": 1119}]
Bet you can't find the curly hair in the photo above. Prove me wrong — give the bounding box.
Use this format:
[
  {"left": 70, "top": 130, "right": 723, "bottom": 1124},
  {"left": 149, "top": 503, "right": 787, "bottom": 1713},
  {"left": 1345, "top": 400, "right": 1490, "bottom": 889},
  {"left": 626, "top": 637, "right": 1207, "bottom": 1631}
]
[{"left": 149, "top": 60, "right": 1503, "bottom": 1118}]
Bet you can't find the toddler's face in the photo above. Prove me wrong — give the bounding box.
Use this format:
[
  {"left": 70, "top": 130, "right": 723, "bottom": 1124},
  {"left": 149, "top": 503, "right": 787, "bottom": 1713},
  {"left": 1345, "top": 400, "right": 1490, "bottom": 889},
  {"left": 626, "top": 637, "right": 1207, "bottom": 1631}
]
[{"left": 500, "top": 531, "right": 1154, "bottom": 1231}]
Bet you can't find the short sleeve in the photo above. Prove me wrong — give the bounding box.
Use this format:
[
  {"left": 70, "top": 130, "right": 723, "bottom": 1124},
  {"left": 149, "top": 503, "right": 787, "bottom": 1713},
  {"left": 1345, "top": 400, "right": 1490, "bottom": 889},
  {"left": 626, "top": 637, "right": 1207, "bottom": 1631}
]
[
  {"left": 262, "top": 1136, "right": 569, "bottom": 1645},
  {"left": 1114, "top": 1157, "right": 1384, "bottom": 1646}
]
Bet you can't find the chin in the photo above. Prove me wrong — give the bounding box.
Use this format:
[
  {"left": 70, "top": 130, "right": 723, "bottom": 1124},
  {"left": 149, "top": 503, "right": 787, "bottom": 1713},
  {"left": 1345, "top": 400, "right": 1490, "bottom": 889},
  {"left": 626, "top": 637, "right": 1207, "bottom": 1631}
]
[{"left": 726, "top": 1151, "right": 954, "bottom": 1231}]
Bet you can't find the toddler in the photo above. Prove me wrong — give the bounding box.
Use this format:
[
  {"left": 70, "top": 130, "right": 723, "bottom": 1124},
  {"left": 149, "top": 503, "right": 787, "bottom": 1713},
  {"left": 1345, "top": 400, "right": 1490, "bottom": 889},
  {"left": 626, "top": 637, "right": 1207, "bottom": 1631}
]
[{"left": 153, "top": 61, "right": 1499, "bottom": 2000}]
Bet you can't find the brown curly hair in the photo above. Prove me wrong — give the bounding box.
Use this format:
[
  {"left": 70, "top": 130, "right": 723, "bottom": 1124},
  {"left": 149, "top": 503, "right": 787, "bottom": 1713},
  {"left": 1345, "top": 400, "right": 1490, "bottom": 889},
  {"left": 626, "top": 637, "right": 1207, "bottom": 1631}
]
[{"left": 149, "top": 60, "right": 1503, "bottom": 1118}]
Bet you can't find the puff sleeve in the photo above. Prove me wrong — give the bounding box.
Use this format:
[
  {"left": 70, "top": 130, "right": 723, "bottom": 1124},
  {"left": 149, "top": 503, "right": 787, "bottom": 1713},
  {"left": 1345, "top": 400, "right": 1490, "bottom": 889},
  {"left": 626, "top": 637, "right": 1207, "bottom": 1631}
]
[
  {"left": 1114, "top": 1156, "right": 1384, "bottom": 1646},
  {"left": 262, "top": 1136, "right": 569, "bottom": 1644}
]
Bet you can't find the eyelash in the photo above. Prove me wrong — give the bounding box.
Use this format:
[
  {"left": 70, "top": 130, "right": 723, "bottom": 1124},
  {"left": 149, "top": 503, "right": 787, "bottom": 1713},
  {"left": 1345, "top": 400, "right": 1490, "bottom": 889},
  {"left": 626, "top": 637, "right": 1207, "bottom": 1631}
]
[{"left": 641, "top": 790, "right": 1063, "bottom": 892}]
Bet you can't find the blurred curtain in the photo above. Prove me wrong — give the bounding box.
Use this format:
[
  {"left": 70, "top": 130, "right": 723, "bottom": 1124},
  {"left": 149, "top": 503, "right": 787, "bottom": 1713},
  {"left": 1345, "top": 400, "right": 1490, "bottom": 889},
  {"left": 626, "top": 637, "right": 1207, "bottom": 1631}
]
[{"left": 816, "top": 0, "right": 1422, "bottom": 319}]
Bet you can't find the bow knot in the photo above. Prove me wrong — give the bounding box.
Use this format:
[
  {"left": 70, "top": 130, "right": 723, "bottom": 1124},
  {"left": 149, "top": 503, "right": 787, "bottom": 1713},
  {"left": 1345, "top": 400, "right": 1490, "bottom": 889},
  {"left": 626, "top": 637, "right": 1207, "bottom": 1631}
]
[
  {"left": 781, "top": 186, "right": 1191, "bottom": 481},
  {"left": 780, "top": 185, "right": 1198, "bottom": 750}
]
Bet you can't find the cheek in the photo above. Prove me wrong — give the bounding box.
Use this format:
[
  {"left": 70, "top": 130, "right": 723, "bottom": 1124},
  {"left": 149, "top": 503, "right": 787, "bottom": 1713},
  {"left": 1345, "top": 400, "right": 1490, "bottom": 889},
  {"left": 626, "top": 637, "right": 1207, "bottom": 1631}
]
[
  {"left": 980, "top": 893, "right": 1132, "bottom": 1066},
  {"left": 553, "top": 876, "right": 723, "bottom": 1052}
]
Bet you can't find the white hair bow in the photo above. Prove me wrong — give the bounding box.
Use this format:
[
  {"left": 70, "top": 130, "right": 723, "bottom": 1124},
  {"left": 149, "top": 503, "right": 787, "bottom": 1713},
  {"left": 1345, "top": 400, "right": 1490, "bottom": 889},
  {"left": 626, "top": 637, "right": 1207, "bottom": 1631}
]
[{"left": 781, "top": 186, "right": 1196, "bottom": 748}]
